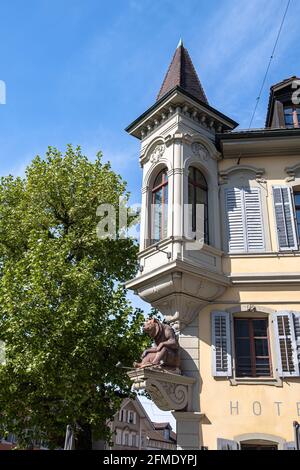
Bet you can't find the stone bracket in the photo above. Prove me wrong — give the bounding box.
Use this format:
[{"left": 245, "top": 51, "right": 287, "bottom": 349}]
[{"left": 128, "top": 368, "right": 195, "bottom": 412}]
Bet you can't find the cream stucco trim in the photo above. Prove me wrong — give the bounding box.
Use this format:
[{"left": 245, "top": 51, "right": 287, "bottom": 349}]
[{"left": 234, "top": 433, "right": 286, "bottom": 450}]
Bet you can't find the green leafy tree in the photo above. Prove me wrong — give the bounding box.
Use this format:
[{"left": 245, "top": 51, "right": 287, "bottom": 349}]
[{"left": 0, "top": 145, "right": 147, "bottom": 449}]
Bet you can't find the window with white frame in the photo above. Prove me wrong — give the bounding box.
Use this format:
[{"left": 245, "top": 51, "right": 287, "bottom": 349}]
[
  {"left": 294, "top": 191, "right": 300, "bottom": 241},
  {"left": 273, "top": 186, "right": 298, "bottom": 251},
  {"left": 225, "top": 186, "right": 265, "bottom": 253},
  {"left": 115, "top": 429, "right": 122, "bottom": 445},
  {"left": 211, "top": 310, "right": 300, "bottom": 379},
  {"left": 118, "top": 408, "right": 126, "bottom": 422},
  {"left": 188, "top": 166, "right": 209, "bottom": 244},
  {"left": 151, "top": 168, "right": 168, "bottom": 244},
  {"left": 127, "top": 410, "right": 135, "bottom": 424},
  {"left": 123, "top": 432, "right": 129, "bottom": 446}
]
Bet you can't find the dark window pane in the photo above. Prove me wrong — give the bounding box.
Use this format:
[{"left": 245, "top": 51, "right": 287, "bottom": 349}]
[
  {"left": 151, "top": 168, "right": 168, "bottom": 242},
  {"left": 234, "top": 318, "right": 271, "bottom": 378},
  {"left": 295, "top": 194, "right": 300, "bottom": 206},
  {"left": 153, "top": 168, "right": 168, "bottom": 188},
  {"left": 188, "top": 167, "right": 208, "bottom": 243},
  {"left": 284, "top": 108, "right": 294, "bottom": 127},
  {"left": 195, "top": 187, "right": 207, "bottom": 205},
  {"left": 236, "top": 338, "right": 251, "bottom": 356},
  {"left": 255, "top": 338, "right": 269, "bottom": 356},
  {"left": 236, "top": 357, "right": 252, "bottom": 377},
  {"left": 253, "top": 319, "right": 268, "bottom": 337},
  {"left": 153, "top": 171, "right": 163, "bottom": 187},
  {"left": 188, "top": 167, "right": 207, "bottom": 188},
  {"left": 235, "top": 320, "right": 250, "bottom": 337},
  {"left": 255, "top": 358, "right": 271, "bottom": 376},
  {"left": 195, "top": 169, "right": 207, "bottom": 188}
]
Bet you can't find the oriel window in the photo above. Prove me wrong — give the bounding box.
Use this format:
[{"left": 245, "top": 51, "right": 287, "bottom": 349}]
[
  {"left": 188, "top": 167, "right": 208, "bottom": 244},
  {"left": 151, "top": 168, "right": 168, "bottom": 243}
]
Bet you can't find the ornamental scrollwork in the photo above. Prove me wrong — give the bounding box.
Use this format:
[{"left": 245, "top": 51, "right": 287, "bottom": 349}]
[
  {"left": 191, "top": 142, "right": 209, "bottom": 161},
  {"left": 149, "top": 143, "right": 165, "bottom": 163}
]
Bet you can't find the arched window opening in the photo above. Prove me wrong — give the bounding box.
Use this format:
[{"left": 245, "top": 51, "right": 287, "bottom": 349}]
[
  {"left": 188, "top": 167, "right": 208, "bottom": 244},
  {"left": 151, "top": 168, "right": 168, "bottom": 243}
]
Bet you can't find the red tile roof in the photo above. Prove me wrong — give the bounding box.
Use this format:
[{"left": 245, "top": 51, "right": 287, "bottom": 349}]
[{"left": 157, "top": 41, "right": 208, "bottom": 104}]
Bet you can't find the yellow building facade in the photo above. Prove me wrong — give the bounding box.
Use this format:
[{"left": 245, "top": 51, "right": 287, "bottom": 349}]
[{"left": 127, "top": 42, "right": 300, "bottom": 450}]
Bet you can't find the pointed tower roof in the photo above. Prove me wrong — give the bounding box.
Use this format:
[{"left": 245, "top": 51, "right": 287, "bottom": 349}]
[{"left": 157, "top": 41, "right": 208, "bottom": 104}]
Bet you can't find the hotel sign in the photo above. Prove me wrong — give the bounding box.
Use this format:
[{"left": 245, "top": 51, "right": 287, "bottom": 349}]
[{"left": 229, "top": 401, "right": 300, "bottom": 417}]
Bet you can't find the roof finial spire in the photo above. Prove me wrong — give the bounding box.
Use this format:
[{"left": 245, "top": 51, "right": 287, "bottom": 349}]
[{"left": 177, "top": 38, "right": 183, "bottom": 48}]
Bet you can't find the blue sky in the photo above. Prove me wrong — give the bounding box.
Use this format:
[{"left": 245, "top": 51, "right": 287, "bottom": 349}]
[
  {"left": 1, "top": 0, "right": 299, "bottom": 195},
  {"left": 0, "top": 0, "right": 298, "bottom": 429},
  {"left": 0, "top": 0, "right": 299, "bottom": 312}
]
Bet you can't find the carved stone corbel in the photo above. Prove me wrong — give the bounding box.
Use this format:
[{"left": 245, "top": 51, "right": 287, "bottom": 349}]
[
  {"left": 128, "top": 368, "right": 195, "bottom": 412},
  {"left": 285, "top": 163, "right": 300, "bottom": 182}
]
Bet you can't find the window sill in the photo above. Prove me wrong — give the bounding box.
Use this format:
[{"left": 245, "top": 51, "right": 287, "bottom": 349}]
[{"left": 229, "top": 376, "right": 282, "bottom": 387}]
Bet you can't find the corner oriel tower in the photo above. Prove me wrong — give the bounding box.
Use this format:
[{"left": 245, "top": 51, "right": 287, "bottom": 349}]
[
  {"left": 127, "top": 42, "right": 300, "bottom": 451},
  {"left": 126, "top": 40, "right": 237, "bottom": 329},
  {"left": 126, "top": 41, "right": 237, "bottom": 449}
]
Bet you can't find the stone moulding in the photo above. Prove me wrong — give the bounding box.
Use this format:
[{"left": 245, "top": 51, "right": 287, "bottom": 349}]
[
  {"left": 128, "top": 368, "right": 195, "bottom": 412},
  {"left": 127, "top": 261, "right": 228, "bottom": 331}
]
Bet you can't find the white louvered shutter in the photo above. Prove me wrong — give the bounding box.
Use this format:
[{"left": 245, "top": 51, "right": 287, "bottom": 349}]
[
  {"left": 273, "top": 311, "right": 299, "bottom": 377},
  {"left": 211, "top": 311, "right": 232, "bottom": 377},
  {"left": 293, "top": 311, "right": 300, "bottom": 373},
  {"left": 217, "top": 438, "right": 240, "bottom": 450},
  {"left": 225, "top": 188, "right": 246, "bottom": 253},
  {"left": 273, "top": 187, "right": 298, "bottom": 251},
  {"left": 225, "top": 187, "right": 265, "bottom": 253},
  {"left": 283, "top": 442, "right": 296, "bottom": 450},
  {"left": 244, "top": 188, "right": 265, "bottom": 251}
]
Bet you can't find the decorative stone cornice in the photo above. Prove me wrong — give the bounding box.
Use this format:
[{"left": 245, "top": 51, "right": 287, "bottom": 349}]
[
  {"left": 218, "top": 165, "right": 266, "bottom": 185},
  {"left": 164, "top": 132, "right": 193, "bottom": 147},
  {"left": 135, "top": 101, "right": 231, "bottom": 141},
  {"left": 128, "top": 368, "right": 195, "bottom": 411},
  {"left": 127, "top": 261, "right": 229, "bottom": 331}
]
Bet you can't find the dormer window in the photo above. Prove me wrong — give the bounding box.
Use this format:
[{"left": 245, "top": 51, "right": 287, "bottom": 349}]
[
  {"left": 284, "top": 106, "right": 300, "bottom": 128},
  {"left": 151, "top": 168, "right": 168, "bottom": 243}
]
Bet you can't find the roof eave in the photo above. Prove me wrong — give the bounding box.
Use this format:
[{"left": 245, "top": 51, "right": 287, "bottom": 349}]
[{"left": 125, "top": 86, "right": 238, "bottom": 138}]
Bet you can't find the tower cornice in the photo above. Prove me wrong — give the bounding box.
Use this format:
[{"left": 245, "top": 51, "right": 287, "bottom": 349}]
[{"left": 125, "top": 86, "right": 238, "bottom": 140}]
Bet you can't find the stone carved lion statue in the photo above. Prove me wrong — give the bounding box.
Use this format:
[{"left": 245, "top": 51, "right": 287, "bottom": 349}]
[{"left": 134, "top": 318, "right": 180, "bottom": 371}]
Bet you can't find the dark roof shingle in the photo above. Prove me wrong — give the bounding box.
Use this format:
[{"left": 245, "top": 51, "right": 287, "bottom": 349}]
[{"left": 157, "top": 41, "right": 208, "bottom": 104}]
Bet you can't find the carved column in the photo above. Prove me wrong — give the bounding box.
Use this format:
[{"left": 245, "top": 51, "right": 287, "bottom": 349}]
[{"left": 172, "top": 134, "right": 183, "bottom": 260}]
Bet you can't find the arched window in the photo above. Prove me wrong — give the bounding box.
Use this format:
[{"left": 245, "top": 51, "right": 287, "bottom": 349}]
[
  {"left": 188, "top": 167, "right": 208, "bottom": 244},
  {"left": 151, "top": 168, "right": 168, "bottom": 243}
]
